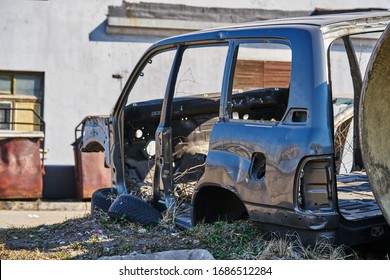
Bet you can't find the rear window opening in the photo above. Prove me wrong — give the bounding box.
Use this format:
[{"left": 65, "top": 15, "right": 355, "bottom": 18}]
[{"left": 229, "top": 41, "right": 291, "bottom": 123}]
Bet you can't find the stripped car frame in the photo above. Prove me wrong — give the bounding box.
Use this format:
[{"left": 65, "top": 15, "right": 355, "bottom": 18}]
[{"left": 81, "top": 12, "right": 390, "bottom": 245}]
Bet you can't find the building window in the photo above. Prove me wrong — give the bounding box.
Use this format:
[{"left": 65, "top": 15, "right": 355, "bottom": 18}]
[
  {"left": 0, "top": 71, "right": 44, "bottom": 131},
  {"left": 0, "top": 76, "right": 12, "bottom": 94},
  {"left": 0, "top": 102, "right": 12, "bottom": 130}
]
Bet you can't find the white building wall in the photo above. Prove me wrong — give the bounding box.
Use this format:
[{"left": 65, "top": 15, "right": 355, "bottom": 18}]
[{"left": 0, "top": 0, "right": 151, "bottom": 165}]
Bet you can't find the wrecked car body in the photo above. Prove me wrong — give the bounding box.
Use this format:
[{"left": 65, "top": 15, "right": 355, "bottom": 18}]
[{"left": 81, "top": 12, "right": 390, "bottom": 245}]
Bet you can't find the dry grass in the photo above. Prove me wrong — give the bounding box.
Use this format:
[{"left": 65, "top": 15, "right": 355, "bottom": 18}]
[
  {"left": 0, "top": 243, "right": 72, "bottom": 260},
  {"left": 255, "top": 233, "right": 356, "bottom": 260},
  {"left": 173, "top": 163, "right": 205, "bottom": 182},
  {"left": 158, "top": 200, "right": 184, "bottom": 230}
]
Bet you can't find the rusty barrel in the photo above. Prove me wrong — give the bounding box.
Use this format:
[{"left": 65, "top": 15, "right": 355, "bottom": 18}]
[
  {"left": 0, "top": 132, "right": 44, "bottom": 199},
  {"left": 360, "top": 23, "right": 390, "bottom": 225},
  {"left": 73, "top": 137, "right": 111, "bottom": 199}
]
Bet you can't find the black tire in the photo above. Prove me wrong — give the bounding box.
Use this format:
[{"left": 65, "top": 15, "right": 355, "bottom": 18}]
[
  {"left": 91, "top": 188, "right": 118, "bottom": 213},
  {"left": 108, "top": 194, "right": 162, "bottom": 227}
]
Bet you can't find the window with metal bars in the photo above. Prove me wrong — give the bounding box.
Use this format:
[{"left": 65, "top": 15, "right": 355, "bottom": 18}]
[{"left": 0, "top": 102, "right": 12, "bottom": 130}]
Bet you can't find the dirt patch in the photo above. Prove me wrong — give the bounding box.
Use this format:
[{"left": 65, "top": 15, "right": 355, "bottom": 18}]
[{"left": 0, "top": 212, "right": 197, "bottom": 260}]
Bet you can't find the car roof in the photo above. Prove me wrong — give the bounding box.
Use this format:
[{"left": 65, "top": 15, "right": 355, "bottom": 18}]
[
  {"left": 218, "top": 11, "right": 390, "bottom": 29},
  {"left": 152, "top": 11, "right": 390, "bottom": 47}
]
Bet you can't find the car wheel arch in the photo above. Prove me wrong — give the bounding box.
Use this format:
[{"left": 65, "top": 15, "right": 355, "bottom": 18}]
[{"left": 192, "top": 184, "right": 248, "bottom": 225}]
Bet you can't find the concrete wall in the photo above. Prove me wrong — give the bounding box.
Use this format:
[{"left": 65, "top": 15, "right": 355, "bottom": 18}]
[
  {"left": 0, "top": 0, "right": 151, "bottom": 166},
  {"left": 132, "top": 0, "right": 390, "bottom": 11}
]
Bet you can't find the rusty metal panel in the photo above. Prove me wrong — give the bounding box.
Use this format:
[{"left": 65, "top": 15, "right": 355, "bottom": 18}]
[
  {"left": 0, "top": 138, "right": 43, "bottom": 199},
  {"left": 74, "top": 139, "right": 111, "bottom": 199}
]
